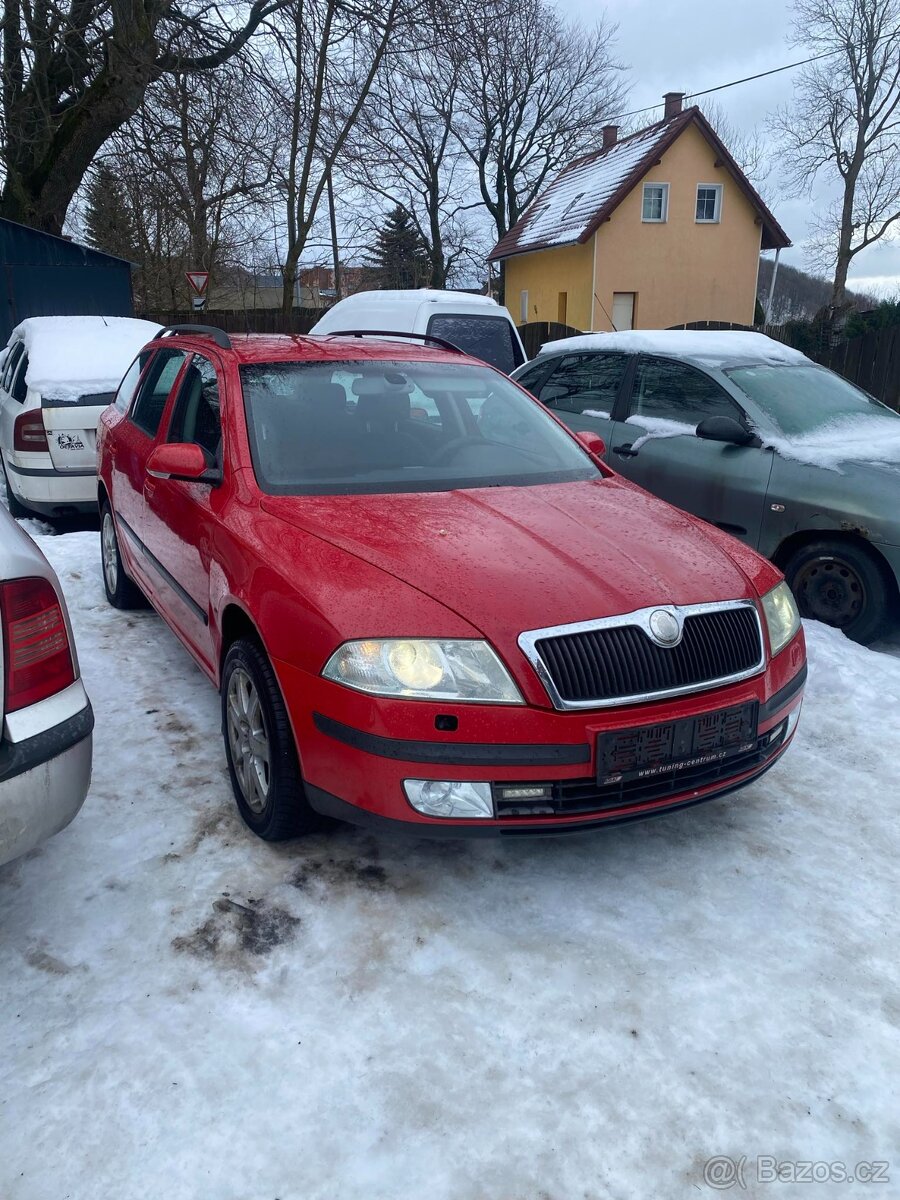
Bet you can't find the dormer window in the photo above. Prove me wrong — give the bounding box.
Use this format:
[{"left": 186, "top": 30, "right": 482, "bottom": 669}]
[
  {"left": 642, "top": 183, "right": 669, "bottom": 223},
  {"left": 696, "top": 184, "right": 723, "bottom": 223}
]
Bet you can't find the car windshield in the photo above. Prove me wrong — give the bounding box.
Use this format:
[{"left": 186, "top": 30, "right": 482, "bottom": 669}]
[
  {"left": 726, "top": 363, "right": 896, "bottom": 436},
  {"left": 239, "top": 359, "right": 599, "bottom": 495}
]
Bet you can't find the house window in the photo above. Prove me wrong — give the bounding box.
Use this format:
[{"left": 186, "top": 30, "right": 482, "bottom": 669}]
[
  {"left": 520, "top": 290, "right": 529, "bottom": 323},
  {"left": 641, "top": 183, "right": 669, "bottom": 222},
  {"left": 696, "top": 184, "right": 723, "bottom": 223}
]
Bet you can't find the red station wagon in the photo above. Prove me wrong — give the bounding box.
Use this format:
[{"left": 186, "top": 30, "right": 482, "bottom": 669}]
[{"left": 97, "top": 326, "right": 807, "bottom": 839}]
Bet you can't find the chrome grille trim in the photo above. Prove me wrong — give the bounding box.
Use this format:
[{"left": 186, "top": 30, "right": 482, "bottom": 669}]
[{"left": 518, "top": 599, "right": 766, "bottom": 711}]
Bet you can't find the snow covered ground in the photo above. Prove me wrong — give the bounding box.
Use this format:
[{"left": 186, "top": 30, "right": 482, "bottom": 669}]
[{"left": 1, "top": 522, "right": 899, "bottom": 1199}]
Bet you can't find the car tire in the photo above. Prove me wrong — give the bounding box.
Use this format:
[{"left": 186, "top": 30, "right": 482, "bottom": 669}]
[
  {"left": 784, "top": 539, "right": 896, "bottom": 645},
  {"left": 2, "top": 461, "right": 32, "bottom": 520},
  {"left": 100, "top": 501, "right": 146, "bottom": 609},
  {"left": 221, "top": 637, "right": 321, "bottom": 841}
]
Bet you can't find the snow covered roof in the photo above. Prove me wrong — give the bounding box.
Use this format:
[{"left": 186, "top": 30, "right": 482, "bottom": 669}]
[
  {"left": 489, "top": 108, "right": 790, "bottom": 261},
  {"left": 540, "top": 330, "right": 809, "bottom": 366},
  {"left": 10, "top": 316, "right": 161, "bottom": 401}
]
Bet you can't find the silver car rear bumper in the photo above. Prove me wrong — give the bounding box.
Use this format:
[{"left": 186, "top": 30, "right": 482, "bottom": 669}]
[{"left": 0, "top": 704, "right": 93, "bottom": 868}]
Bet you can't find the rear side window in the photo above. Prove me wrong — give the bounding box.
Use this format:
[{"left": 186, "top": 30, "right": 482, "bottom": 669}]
[
  {"left": 114, "top": 352, "right": 151, "bottom": 413},
  {"left": 130, "top": 349, "right": 187, "bottom": 437},
  {"left": 540, "top": 353, "right": 629, "bottom": 416},
  {"left": 11, "top": 353, "right": 29, "bottom": 403},
  {"left": 168, "top": 354, "right": 222, "bottom": 460},
  {"left": 1, "top": 342, "right": 23, "bottom": 393},
  {"left": 427, "top": 315, "right": 522, "bottom": 373}
]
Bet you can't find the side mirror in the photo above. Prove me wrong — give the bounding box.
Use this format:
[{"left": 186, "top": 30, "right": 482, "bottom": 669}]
[
  {"left": 147, "top": 443, "right": 221, "bottom": 484},
  {"left": 576, "top": 429, "right": 606, "bottom": 457},
  {"left": 696, "top": 415, "right": 754, "bottom": 446}
]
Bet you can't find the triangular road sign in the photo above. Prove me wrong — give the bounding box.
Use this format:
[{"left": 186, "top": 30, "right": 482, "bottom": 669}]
[{"left": 185, "top": 271, "right": 210, "bottom": 296}]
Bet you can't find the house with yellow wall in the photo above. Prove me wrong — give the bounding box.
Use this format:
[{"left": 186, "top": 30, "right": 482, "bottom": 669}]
[{"left": 489, "top": 94, "right": 790, "bottom": 333}]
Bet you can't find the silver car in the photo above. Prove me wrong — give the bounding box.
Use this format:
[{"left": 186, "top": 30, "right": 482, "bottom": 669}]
[{"left": 0, "top": 507, "right": 92, "bottom": 867}]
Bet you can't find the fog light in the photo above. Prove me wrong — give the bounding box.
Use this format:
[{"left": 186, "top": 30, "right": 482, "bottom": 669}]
[
  {"left": 495, "top": 784, "right": 553, "bottom": 801},
  {"left": 404, "top": 779, "right": 493, "bottom": 819},
  {"left": 786, "top": 703, "right": 802, "bottom": 738}
]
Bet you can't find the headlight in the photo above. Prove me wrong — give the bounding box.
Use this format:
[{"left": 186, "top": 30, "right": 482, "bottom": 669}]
[
  {"left": 322, "top": 639, "right": 524, "bottom": 703},
  {"left": 761, "top": 581, "right": 801, "bottom": 656}
]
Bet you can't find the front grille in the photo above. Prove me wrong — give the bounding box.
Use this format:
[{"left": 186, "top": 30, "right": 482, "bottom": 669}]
[
  {"left": 493, "top": 723, "right": 786, "bottom": 821},
  {"left": 529, "top": 604, "right": 762, "bottom": 707}
]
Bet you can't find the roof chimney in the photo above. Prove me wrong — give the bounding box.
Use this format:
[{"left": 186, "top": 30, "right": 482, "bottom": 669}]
[
  {"left": 663, "top": 91, "right": 685, "bottom": 120},
  {"left": 602, "top": 124, "right": 619, "bottom": 150}
]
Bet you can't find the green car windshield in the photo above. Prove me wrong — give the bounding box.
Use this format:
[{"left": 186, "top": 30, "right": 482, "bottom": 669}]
[{"left": 727, "top": 363, "right": 896, "bottom": 436}]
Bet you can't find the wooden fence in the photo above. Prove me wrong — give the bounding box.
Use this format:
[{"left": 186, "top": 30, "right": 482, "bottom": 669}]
[
  {"left": 819, "top": 325, "right": 900, "bottom": 411},
  {"left": 517, "top": 322, "right": 582, "bottom": 358},
  {"left": 139, "top": 308, "right": 323, "bottom": 335}
]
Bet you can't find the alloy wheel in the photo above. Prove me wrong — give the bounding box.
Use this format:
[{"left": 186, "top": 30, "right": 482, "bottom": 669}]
[
  {"left": 226, "top": 666, "right": 271, "bottom": 814},
  {"left": 102, "top": 511, "right": 119, "bottom": 595}
]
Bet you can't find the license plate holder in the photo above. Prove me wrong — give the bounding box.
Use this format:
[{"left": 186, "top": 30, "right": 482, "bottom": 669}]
[{"left": 596, "top": 701, "right": 759, "bottom": 786}]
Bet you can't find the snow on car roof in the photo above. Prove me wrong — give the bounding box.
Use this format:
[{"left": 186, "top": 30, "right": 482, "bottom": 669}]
[
  {"left": 325, "top": 288, "right": 500, "bottom": 308},
  {"left": 9, "top": 316, "right": 162, "bottom": 400},
  {"left": 540, "top": 329, "right": 810, "bottom": 366}
]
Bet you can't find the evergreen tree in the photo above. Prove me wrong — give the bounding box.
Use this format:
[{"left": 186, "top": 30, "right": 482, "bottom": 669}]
[
  {"left": 365, "top": 206, "right": 430, "bottom": 289},
  {"left": 84, "top": 165, "right": 138, "bottom": 262}
]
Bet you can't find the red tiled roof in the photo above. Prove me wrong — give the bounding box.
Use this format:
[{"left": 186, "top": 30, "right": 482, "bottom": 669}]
[{"left": 488, "top": 107, "right": 790, "bottom": 261}]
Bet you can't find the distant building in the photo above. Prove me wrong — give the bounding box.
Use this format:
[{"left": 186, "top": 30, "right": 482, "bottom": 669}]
[
  {"left": 489, "top": 93, "right": 790, "bottom": 332},
  {"left": 0, "top": 218, "right": 134, "bottom": 345},
  {"left": 208, "top": 266, "right": 370, "bottom": 311}
]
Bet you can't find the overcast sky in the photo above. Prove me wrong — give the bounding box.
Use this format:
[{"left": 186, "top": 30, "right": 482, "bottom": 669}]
[{"left": 556, "top": 0, "right": 900, "bottom": 297}]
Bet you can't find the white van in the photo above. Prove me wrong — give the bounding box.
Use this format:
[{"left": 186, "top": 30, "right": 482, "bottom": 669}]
[{"left": 310, "top": 289, "right": 526, "bottom": 374}]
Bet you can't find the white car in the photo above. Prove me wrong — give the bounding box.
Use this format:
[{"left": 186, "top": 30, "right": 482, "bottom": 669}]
[
  {"left": 310, "top": 289, "right": 526, "bottom": 374},
  {"left": 0, "top": 316, "right": 160, "bottom": 519},
  {"left": 0, "top": 506, "right": 93, "bottom": 867}
]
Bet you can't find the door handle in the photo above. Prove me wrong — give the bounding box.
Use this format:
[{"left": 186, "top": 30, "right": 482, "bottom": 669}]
[{"left": 613, "top": 444, "right": 639, "bottom": 458}]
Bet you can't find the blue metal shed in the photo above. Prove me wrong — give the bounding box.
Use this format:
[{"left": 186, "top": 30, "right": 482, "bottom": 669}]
[{"left": 0, "top": 218, "right": 134, "bottom": 345}]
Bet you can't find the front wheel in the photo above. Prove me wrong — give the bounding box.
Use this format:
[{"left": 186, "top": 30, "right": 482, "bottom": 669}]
[
  {"left": 784, "top": 539, "right": 895, "bottom": 644},
  {"left": 221, "top": 638, "right": 320, "bottom": 841}
]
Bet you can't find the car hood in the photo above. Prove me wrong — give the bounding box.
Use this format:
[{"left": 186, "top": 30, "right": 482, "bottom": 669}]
[{"left": 260, "top": 477, "right": 758, "bottom": 640}]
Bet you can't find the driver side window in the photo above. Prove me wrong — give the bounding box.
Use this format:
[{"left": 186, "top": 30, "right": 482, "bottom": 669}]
[
  {"left": 168, "top": 353, "right": 222, "bottom": 461},
  {"left": 629, "top": 359, "right": 743, "bottom": 424}
]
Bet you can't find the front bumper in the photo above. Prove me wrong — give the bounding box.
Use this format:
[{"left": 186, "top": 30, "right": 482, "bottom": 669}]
[
  {"left": 277, "top": 633, "right": 807, "bottom": 837},
  {"left": 0, "top": 704, "right": 94, "bottom": 867}
]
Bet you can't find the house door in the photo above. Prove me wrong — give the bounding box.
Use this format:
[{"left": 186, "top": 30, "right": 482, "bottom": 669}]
[{"left": 612, "top": 292, "right": 635, "bottom": 331}]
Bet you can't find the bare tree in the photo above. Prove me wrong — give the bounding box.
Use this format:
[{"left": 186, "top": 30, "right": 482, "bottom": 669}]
[
  {"left": 451, "top": 0, "right": 627, "bottom": 245},
  {"left": 107, "top": 61, "right": 277, "bottom": 271},
  {"left": 772, "top": 0, "right": 900, "bottom": 310},
  {"left": 270, "top": 0, "right": 414, "bottom": 312},
  {"left": 344, "top": 5, "right": 479, "bottom": 289},
  {"left": 701, "top": 100, "right": 769, "bottom": 187},
  {"left": 0, "top": 0, "right": 286, "bottom": 235}
]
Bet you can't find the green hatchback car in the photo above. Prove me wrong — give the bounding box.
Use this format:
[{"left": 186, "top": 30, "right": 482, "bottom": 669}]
[{"left": 513, "top": 331, "right": 900, "bottom": 643}]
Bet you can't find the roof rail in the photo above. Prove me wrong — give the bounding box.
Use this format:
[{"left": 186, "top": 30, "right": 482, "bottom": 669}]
[
  {"left": 324, "top": 329, "right": 464, "bottom": 355},
  {"left": 158, "top": 324, "right": 232, "bottom": 350}
]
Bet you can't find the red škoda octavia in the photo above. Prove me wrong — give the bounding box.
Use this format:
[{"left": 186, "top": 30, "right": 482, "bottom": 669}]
[{"left": 97, "top": 326, "right": 806, "bottom": 839}]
